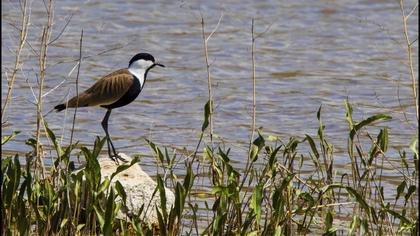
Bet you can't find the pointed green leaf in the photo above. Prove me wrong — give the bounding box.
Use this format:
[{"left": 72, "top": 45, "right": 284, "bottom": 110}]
[
  {"left": 98, "top": 177, "right": 110, "bottom": 194},
  {"left": 44, "top": 123, "right": 63, "bottom": 157},
  {"left": 378, "top": 128, "right": 388, "bottom": 152},
  {"left": 304, "top": 135, "right": 319, "bottom": 159},
  {"left": 114, "top": 180, "right": 127, "bottom": 204},
  {"left": 2, "top": 131, "right": 20, "bottom": 145},
  {"left": 156, "top": 175, "right": 168, "bottom": 221},
  {"left": 348, "top": 215, "right": 360, "bottom": 235},
  {"left": 202, "top": 100, "right": 211, "bottom": 131},
  {"left": 405, "top": 185, "right": 416, "bottom": 202},
  {"left": 110, "top": 155, "right": 140, "bottom": 181},
  {"left": 250, "top": 184, "right": 263, "bottom": 223},
  {"left": 249, "top": 145, "right": 259, "bottom": 162},
  {"left": 93, "top": 205, "right": 105, "bottom": 229},
  {"left": 396, "top": 181, "right": 406, "bottom": 200},
  {"left": 104, "top": 188, "right": 116, "bottom": 235},
  {"left": 345, "top": 186, "right": 369, "bottom": 214},
  {"left": 76, "top": 224, "right": 85, "bottom": 232},
  {"left": 409, "top": 136, "right": 418, "bottom": 157},
  {"left": 349, "top": 114, "right": 392, "bottom": 140},
  {"left": 345, "top": 99, "right": 354, "bottom": 129}
]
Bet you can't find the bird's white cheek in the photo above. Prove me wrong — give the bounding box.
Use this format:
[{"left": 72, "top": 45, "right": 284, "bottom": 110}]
[{"left": 134, "top": 59, "right": 154, "bottom": 69}]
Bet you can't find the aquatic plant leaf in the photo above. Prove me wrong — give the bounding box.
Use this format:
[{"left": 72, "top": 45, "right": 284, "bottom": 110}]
[
  {"left": 396, "top": 181, "right": 406, "bottom": 200},
  {"left": 1, "top": 131, "right": 20, "bottom": 145},
  {"left": 268, "top": 146, "right": 281, "bottom": 170},
  {"left": 146, "top": 139, "right": 164, "bottom": 163},
  {"left": 405, "top": 185, "right": 416, "bottom": 202},
  {"left": 44, "top": 123, "right": 63, "bottom": 157},
  {"left": 114, "top": 180, "right": 127, "bottom": 204},
  {"left": 304, "top": 135, "right": 319, "bottom": 159},
  {"left": 409, "top": 137, "right": 418, "bottom": 157},
  {"left": 76, "top": 224, "right": 85, "bottom": 232},
  {"left": 156, "top": 205, "right": 166, "bottom": 235},
  {"left": 349, "top": 114, "right": 392, "bottom": 140},
  {"left": 183, "top": 163, "right": 194, "bottom": 194},
  {"left": 378, "top": 128, "right": 388, "bottom": 152},
  {"left": 202, "top": 100, "right": 211, "bottom": 131},
  {"left": 252, "top": 131, "right": 265, "bottom": 151},
  {"left": 98, "top": 177, "right": 110, "bottom": 194},
  {"left": 386, "top": 209, "right": 410, "bottom": 224},
  {"left": 93, "top": 205, "right": 105, "bottom": 229},
  {"left": 250, "top": 184, "right": 263, "bottom": 224},
  {"left": 249, "top": 145, "right": 259, "bottom": 162},
  {"left": 156, "top": 175, "right": 168, "bottom": 221},
  {"left": 110, "top": 155, "right": 140, "bottom": 181},
  {"left": 348, "top": 215, "right": 360, "bottom": 235},
  {"left": 344, "top": 99, "right": 354, "bottom": 129},
  {"left": 103, "top": 188, "right": 115, "bottom": 235},
  {"left": 3, "top": 156, "right": 21, "bottom": 208},
  {"left": 174, "top": 182, "right": 186, "bottom": 218},
  {"left": 93, "top": 136, "right": 106, "bottom": 158},
  {"left": 345, "top": 186, "right": 370, "bottom": 215}
]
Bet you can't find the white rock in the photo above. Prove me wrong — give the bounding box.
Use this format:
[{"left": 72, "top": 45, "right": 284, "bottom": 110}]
[{"left": 98, "top": 153, "right": 175, "bottom": 225}]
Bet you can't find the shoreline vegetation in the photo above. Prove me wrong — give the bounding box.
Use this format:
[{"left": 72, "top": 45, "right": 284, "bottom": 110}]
[{"left": 1, "top": 0, "right": 418, "bottom": 235}]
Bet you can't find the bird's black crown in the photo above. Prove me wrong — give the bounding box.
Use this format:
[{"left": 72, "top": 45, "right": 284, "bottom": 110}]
[{"left": 129, "top": 53, "right": 155, "bottom": 66}]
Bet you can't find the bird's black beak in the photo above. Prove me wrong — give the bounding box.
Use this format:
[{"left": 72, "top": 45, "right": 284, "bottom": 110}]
[{"left": 154, "top": 62, "right": 165, "bottom": 67}]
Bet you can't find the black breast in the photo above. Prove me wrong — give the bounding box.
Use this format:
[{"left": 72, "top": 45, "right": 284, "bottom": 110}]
[{"left": 101, "top": 76, "right": 142, "bottom": 109}]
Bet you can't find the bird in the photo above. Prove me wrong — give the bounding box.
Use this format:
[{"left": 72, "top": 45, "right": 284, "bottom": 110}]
[{"left": 55, "top": 52, "right": 165, "bottom": 162}]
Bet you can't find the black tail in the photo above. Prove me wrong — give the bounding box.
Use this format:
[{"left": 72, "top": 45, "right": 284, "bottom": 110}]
[{"left": 54, "top": 104, "right": 66, "bottom": 112}]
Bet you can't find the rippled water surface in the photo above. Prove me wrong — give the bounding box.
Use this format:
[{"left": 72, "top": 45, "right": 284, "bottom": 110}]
[{"left": 2, "top": 0, "right": 418, "bottom": 230}]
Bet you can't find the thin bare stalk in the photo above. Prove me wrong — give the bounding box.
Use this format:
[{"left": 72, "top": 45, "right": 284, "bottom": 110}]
[
  {"left": 239, "top": 19, "right": 276, "bottom": 214},
  {"left": 33, "top": 1, "right": 54, "bottom": 233},
  {"left": 240, "top": 18, "right": 256, "bottom": 184},
  {"left": 201, "top": 17, "right": 213, "bottom": 142},
  {"left": 247, "top": 18, "right": 274, "bottom": 147},
  {"left": 1, "top": 0, "right": 30, "bottom": 123},
  {"left": 200, "top": 14, "right": 223, "bottom": 142},
  {"left": 69, "top": 30, "right": 83, "bottom": 148},
  {"left": 250, "top": 18, "right": 257, "bottom": 146},
  {"left": 35, "top": 0, "right": 54, "bottom": 177},
  {"left": 48, "top": 13, "right": 73, "bottom": 46},
  {"left": 238, "top": 19, "right": 257, "bottom": 218},
  {"left": 399, "top": 0, "right": 418, "bottom": 121},
  {"left": 68, "top": 29, "right": 83, "bottom": 234}
]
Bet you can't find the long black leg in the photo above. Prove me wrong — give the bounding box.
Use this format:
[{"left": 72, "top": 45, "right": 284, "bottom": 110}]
[
  {"left": 101, "top": 111, "right": 112, "bottom": 158},
  {"left": 101, "top": 109, "right": 114, "bottom": 158},
  {"left": 101, "top": 109, "right": 125, "bottom": 162}
]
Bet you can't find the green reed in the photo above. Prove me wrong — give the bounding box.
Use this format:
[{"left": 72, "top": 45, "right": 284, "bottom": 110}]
[{"left": 2, "top": 99, "right": 418, "bottom": 235}]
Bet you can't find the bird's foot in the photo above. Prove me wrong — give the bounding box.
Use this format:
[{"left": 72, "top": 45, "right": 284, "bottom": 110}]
[{"left": 110, "top": 153, "right": 129, "bottom": 165}]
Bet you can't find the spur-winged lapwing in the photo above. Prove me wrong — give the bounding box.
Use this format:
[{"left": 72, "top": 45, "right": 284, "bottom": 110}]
[{"left": 55, "top": 53, "right": 165, "bottom": 162}]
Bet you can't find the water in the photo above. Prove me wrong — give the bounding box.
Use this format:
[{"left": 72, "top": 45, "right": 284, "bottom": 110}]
[{"left": 2, "top": 0, "right": 418, "bottom": 231}]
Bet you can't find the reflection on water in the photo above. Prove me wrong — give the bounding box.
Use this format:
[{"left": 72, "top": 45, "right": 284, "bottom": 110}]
[{"left": 1, "top": 0, "right": 418, "bottom": 230}]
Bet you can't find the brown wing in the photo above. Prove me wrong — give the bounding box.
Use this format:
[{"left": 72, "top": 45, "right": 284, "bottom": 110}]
[{"left": 66, "top": 69, "right": 134, "bottom": 108}]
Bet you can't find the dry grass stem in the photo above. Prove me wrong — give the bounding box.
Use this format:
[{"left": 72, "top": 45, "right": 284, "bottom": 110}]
[
  {"left": 399, "top": 0, "right": 418, "bottom": 121},
  {"left": 69, "top": 30, "right": 83, "bottom": 148},
  {"left": 250, "top": 18, "right": 257, "bottom": 145},
  {"left": 1, "top": 0, "right": 30, "bottom": 123},
  {"left": 35, "top": 0, "right": 54, "bottom": 176},
  {"left": 200, "top": 13, "right": 223, "bottom": 142}
]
